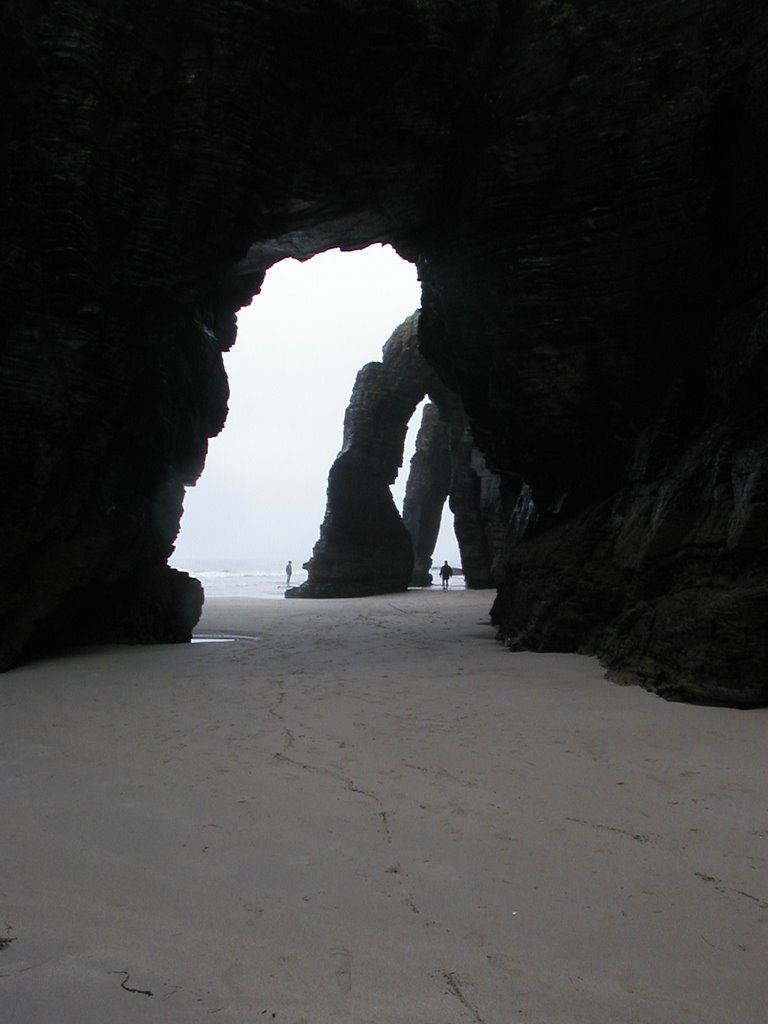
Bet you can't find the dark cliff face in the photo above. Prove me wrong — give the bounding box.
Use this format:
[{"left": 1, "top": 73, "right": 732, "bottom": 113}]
[{"left": 1, "top": 1, "right": 766, "bottom": 704}]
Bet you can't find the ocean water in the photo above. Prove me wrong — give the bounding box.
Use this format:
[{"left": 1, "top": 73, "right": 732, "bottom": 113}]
[
  {"left": 170, "top": 560, "right": 306, "bottom": 599},
  {"left": 170, "top": 558, "right": 461, "bottom": 599}
]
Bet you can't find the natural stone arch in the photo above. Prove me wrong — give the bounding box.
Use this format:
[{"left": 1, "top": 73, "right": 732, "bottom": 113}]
[
  {"left": 287, "top": 311, "right": 508, "bottom": 598},
  {"left": 1, "top": 2, "right": 767, "bottom": 704},
  {"left": 1, "top": 2, "right": 491, "bottom": 666},
  {"left": 401, "top": 401, "right": 453, "bottom": 587},
  {"left": 288, "top": 315, "right": 428, "bottom": 598},
  {"left": 401, "top": 402, "right": 514, "bottom": 592}
]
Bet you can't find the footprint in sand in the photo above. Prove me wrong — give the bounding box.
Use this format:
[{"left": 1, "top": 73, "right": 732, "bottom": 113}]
[{"left": 330, "top": 948, "right": 353, "bottom": 993}]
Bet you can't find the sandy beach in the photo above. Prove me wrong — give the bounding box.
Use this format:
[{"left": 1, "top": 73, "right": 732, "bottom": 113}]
[{"left": 1, "top": 589, "right": 765, "bottom": 1023}]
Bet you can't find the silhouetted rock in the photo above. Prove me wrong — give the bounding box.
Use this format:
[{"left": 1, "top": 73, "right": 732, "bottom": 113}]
[
  {"left": 290, "top": 315, "right": 436, "bottom": 597},
  {"left": 449, "top": 429, "right": 509, "bottom": 590},
  {"left": 0, "top": 2, "right": 766, "bottom": 704},
  {"left": 292, "top": 315, "right": 505, "bottom": 597},
  {"left": 402, "top": 403, "right": 452, "bottom": 587}
]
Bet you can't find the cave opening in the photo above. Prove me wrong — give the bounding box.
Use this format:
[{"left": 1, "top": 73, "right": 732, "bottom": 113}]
[{"left": 171, "top": 244, "right": 457, "bottom": 595}]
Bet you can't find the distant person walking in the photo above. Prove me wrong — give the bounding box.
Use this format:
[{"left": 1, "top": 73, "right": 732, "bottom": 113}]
[
  {"left": 285, "top": 560, "right": 292, "bottom": 585},
  {"left": 439, "top": 561, "right": 453, "bottom": 590}
]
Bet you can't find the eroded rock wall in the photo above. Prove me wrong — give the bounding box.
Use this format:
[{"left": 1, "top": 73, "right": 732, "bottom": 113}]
[
  {"left": 449, "top": 430, "right": 509, "bottom": 590},
  {"left": 1, "top": 1, "right": 766, "bottom": 703},
  {"left": 1, "top": 0, "right": 485, "bottom": 661},
  {"left": 415, "top": 2, "right": 768, "bottom": 704},
  {"left": 401, "top": 402, "right": 452, "bottom": 587}
]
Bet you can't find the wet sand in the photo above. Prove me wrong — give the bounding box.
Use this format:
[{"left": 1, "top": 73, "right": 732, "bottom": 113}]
[{"left": 1, "top": 589, "right": 765, "bottom": 1023}]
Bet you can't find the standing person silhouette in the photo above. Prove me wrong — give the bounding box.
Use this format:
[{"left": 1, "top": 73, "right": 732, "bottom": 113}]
[
  {"left": 285, "top": 560, "right": 292, "bottom": 585},
  {"left": 439, "top": 561, "right": 453, "bottom": 590}
]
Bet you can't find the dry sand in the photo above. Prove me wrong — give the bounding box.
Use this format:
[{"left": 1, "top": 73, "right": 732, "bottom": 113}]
[{"left": 1, "top": 588, "right": 765, "bottom": 1023}]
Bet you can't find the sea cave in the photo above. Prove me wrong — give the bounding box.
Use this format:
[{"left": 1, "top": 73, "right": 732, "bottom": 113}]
[{"left": 1, "top": 1, "right": 766, "bottom": 705}]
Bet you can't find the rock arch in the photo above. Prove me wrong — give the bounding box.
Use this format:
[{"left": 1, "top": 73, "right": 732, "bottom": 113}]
[
  {"left": 401, "top": 400, "right": 453, "bottom": 587},
  {"left": 288, "top": 314, "right": 430, "bottom": 598},
  {"left": 288, "top": 312, "right": 505, "bottom": 597},
  {"left": 1, "top": 2, "right": 767, "bottom": 703}
]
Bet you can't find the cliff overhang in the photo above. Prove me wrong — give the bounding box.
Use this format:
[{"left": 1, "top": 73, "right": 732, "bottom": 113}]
[{"left": 1, "top": 1, "right": 766, "bottom": 706}]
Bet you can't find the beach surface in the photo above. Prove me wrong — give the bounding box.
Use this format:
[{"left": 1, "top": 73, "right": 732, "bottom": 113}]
[{"left": 1, "top": 589, "right": 765, "bottom": 1023}]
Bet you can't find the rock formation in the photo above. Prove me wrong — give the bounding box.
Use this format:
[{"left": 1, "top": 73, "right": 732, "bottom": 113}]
[
  {"left": 1, "top": 2, "right": 766, "bottom": 704},
  {"left": 401, "top": 402, "right": 452, "bottom": 587},
  {"left": 288, "top": 316, "right": 425, "bottom": 597},
  {"left": 289, "top": 313, "right": 505, "bottom": 597},
  {"left": 449, "top": 429, "right": 510, "bottom": 590},
  {"left": 401, "top": 403, "right": 509, "bottom": 590}
]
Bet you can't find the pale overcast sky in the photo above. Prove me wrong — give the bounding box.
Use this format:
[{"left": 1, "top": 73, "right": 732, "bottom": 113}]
[{"left": 171, "top": 244, "right": 461, "bottom": 572}]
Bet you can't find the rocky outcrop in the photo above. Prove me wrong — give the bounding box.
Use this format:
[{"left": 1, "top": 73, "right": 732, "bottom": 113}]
[
  {"left": 1, "top": 2, "right": 766, "bottom": 704},
  {"left": 401, "top": 402, "right": 452, "bottom": 587},
  {"left": 414, "top": 5, "right": 768, "bottom": 705},
  {"left": 288, "top": 316, "right": 425, "bottom": 597},
  {"left": 290, "top": 315, "right": 505, "bottom": 597},
  {"left": 491, "top": 415, "right": 768, "bottom": 707},
  {"left": 449, "top": 430, "right": 511, "bottom": 590},
  {"left": 401, "top": 399, "right": 509, "bottom": 592},
  {"left": 402, "top": 415, "right": 512, "bottom": 591}
]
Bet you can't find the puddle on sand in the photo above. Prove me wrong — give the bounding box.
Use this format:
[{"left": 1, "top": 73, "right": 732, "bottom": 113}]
[{"left": 191, "top": 634, "right": 262, "bottom": 644}]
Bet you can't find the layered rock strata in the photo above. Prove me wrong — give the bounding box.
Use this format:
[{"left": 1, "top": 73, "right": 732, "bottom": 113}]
[{"left": 0, "top": 1, "right": 766, "bottom": 704}]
